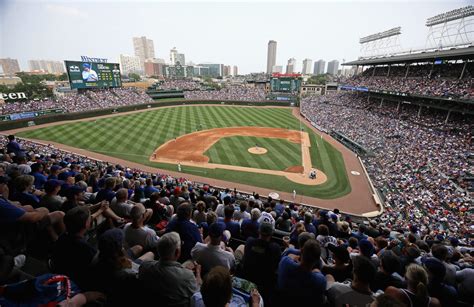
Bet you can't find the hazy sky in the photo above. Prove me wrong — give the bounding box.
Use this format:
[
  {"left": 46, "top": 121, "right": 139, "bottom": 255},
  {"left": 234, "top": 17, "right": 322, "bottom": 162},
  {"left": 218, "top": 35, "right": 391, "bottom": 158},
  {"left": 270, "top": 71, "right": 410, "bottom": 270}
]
[{"left": 0, "top": 0, "right": 470, "bottom": 74}]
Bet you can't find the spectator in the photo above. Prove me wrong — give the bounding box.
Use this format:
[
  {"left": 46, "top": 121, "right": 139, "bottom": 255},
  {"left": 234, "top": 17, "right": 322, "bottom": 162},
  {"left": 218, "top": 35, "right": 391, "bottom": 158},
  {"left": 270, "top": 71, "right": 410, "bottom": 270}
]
[
  {"left": 165, "top": 202, "right": 202, "bottom": 262},
  {"left": 277, "top": 239, "right": 326, "bottom": 305},
  {"left": 385, "top": 264, "right": 441, "bottom": 307},
  {"left": 191, "top": 266, "right": 261, "bottom": 307},
  {"left": 327, "top": 256, "right": 377, "bottom": 306},
  {"left": 191, "top": 222, "right": 235, "bottom": 276},
  {"left": 138, "top": 232, "right": 201, "bottom": 306},
  {"left": 123, "top": 203, "right": 159, "bottom": 252}
]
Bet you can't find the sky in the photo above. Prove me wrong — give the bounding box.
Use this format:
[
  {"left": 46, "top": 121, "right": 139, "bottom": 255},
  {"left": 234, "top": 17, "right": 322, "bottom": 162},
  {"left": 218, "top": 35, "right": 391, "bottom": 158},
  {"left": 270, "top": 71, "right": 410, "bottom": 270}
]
[{"left": 0, "top": 0, "right": 471, "bottom": 74}]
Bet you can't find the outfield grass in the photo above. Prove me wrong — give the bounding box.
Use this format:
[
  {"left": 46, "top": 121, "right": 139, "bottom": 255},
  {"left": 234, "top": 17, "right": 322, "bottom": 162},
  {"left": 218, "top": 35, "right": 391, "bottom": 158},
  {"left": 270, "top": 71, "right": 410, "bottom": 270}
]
[
  {"left": 205, "top": 136, "right": 301, "bottom": 171},
  {"left": 17, "top": 105, "right": 351, "bottom": 199}
]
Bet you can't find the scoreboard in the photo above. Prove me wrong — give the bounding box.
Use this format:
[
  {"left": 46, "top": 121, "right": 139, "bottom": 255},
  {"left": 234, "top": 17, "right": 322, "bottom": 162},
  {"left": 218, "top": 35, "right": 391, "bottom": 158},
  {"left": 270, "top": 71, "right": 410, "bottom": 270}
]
[
  {"left": 270, "top": 77, "right": 301, "bottom": 93},
  {"left": 65, "top": 60, "right": 122, "bottom": 89}
]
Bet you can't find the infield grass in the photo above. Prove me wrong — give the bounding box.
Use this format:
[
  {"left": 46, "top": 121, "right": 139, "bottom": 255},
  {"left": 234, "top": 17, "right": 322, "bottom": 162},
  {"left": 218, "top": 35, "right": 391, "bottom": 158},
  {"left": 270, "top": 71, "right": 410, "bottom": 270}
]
[
  {"left": 17, "top": 105, "right": 351, "bottom": 199},
  {"left": 205, "top": 136, "right": 301, "bottom": 171}
]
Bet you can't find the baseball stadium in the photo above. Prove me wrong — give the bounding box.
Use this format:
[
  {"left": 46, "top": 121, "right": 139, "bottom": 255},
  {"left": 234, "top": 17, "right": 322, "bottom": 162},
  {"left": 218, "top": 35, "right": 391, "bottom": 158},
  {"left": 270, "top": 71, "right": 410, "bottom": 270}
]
[{"left": 0, "top": 2, "right": 473, "bottom": 307}]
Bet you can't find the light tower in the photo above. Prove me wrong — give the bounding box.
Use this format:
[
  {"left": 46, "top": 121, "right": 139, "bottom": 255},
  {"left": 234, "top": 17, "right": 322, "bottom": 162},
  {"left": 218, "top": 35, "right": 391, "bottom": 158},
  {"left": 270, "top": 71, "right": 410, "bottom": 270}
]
[
  {"left": 359, "top": 27, "right": 402, "bottom": 58},
  {"left": 425, "top": 5, "right": 474, "bottom": 49}
]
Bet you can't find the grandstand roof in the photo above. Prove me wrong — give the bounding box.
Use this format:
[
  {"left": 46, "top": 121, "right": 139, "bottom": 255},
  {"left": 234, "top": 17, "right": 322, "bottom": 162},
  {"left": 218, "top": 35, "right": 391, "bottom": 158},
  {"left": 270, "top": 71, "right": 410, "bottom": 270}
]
[{"left": 344, "top": 46, "right": 474, "bottom": 66}]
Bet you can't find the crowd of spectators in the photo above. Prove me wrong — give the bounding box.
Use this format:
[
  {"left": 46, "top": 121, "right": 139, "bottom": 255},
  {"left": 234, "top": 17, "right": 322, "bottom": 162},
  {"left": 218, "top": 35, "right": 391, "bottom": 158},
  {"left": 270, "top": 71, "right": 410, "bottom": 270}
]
[
  {"left": 344, "top": 62, "right": 473, "bottom": 100},
  {"left": 0, "top": 88, "right": 153, "bottom": 116},
  {"left": 158, "top": 80, "right": 205, "bottom": 91},
  {"left": 1, "top": 134, "right": 473, "bottom": 306},
  {"left": 185, "top": 85, "right": 266, "bottom": 102},
  {"left": 301, "top": 92, "right": 473, "bottom": 241}
]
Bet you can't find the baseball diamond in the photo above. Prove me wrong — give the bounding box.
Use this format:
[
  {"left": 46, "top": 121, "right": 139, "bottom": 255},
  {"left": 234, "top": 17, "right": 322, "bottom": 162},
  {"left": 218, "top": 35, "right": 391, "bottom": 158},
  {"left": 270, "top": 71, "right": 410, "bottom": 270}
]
[{"left": 14, "top": 104, "right": 358, "bottom": 200}]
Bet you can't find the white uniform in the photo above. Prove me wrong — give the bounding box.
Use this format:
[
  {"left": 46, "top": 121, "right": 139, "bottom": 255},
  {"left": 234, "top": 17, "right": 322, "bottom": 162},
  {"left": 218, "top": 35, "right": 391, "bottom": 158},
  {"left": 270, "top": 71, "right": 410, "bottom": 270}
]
[{"left": 82, "top": 69, "right": 98, "bottom": 81}]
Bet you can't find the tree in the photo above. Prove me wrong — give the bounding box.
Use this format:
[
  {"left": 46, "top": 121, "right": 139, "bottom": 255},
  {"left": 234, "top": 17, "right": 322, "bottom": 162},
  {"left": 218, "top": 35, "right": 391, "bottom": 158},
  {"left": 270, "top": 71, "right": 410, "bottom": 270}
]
[
  {"left": 57, "top": 73, "right": 68, "bottom": 81},
  {"left": 128, "top": 73, "right": 141, "bottom": 81},
  {"left": 306, "top": 74, "right": 328, "bottom": 85}
]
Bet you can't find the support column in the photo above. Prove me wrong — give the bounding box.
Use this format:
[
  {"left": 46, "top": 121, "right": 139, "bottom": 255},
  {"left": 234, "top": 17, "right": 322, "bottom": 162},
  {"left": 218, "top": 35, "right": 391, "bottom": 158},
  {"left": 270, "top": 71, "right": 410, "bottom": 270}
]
[
  {"left": 397, "top": 101, "right": 401, "bottom": 112},
  {"left": 387, "top": 65, "right": 391, "bottom": 77},
  {"left": 405, "top": 64, "right": 410, "bottom": 78},
  {"left": 379, "top": 98, "right": 384, "bottom": 107},
  {"left": 372, "top": 66, "right": 376, "bottom": 77},
  {"left": 418, "top": 105, "right": 422, "bottom": 117},
  {"left": 429, "top": 61, "right": 434, "bottom": 78},
  {"left": 445, "top": 110, "right": 451, "bottom": 124},
  {"left": 459, "top": 61, "right": 467, "bottom": 80},
  {"left": 367, "top": 93, "right": 370, "bottom": 103}
]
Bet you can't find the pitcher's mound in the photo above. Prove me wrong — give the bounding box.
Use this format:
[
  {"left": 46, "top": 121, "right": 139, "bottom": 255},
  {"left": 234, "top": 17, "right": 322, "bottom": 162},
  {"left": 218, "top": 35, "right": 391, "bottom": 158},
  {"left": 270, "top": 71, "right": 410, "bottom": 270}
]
[{"left": 248, "top": 147, "right": 267, "bottom": 155}]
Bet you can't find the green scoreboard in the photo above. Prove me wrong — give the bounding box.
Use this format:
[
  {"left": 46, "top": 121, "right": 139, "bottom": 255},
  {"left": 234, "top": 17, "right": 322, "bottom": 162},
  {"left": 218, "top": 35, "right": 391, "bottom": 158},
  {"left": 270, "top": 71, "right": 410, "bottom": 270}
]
[
  {"left": 270, "top": 77, "right": 301, "bottom": 93},
  {"left": 65, "top": 61, "right": 122, "bottom": 89}
]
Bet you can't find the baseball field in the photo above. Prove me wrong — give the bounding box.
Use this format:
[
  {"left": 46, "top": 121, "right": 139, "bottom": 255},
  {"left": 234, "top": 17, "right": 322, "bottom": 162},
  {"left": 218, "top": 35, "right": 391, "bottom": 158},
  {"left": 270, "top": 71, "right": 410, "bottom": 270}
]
[{"left": 16, "top": 105, "right": 351, "bottom": 199}]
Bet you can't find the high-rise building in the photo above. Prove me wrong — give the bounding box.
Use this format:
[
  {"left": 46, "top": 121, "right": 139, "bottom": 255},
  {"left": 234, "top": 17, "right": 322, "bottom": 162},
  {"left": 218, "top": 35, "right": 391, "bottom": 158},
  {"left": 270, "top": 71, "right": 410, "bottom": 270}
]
[
  {"left": 266, "top": 40, "right": 277, "bottom": 74},
  {"left": 28, "top": 60, "right": 65, "bottom": 74},
  {"left": 0, "top": 58, "right": 20, "bottom": 76},
  {"left": 286, "top": 58, "right": 296, "bottom": 74},
  {"left": 233, "top": 65, "right": 238, "bottom": 76},
  {"left": 176, "top": 53, "right": 185, "bottom": 65},
  {"left": 133, "top": 36, "right": 155, "bottom": 66},
  {"left": 170, "top": 47, "right": 178, "bottom": 65},
  {"left": 313, "top": 59, "right": 326, "bottom": 75},
  {"left": 272, "top": 65, "right": 283, "bottom": 73},
  {"left": 327, "top": 60, "right": 340, "bottom": 75},
  {"left": 302, "top": 59, "right": 313, "bottom": 74},
  {"left": 144, "top": 59, "right": 164, "bottom": 77},
  {"left": 119, "top": 54, "right": 143, "bottom": 75},
  {"left": 198, "top": 63, "right": 223, "bottom": 77},
  {"left": 223, "top": 65, "right": 232, "bottom": 77}
]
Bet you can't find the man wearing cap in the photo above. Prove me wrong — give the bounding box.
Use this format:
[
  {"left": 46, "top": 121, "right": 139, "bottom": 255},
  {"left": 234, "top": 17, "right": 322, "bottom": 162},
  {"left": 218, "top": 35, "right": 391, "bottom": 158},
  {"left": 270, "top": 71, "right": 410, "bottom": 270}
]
[
  {"left": 82, "top": 63, "right": 98, "bottom": 82},
  {"left": 353, "top": 239, "right": 379, "bottom": 268},
  {"left": 241, "top": 222, "right": 281, "bottom": 304},
  {"left": 191, "top": 222, "right": 235, "bottom": 276},
  {"left": 40, "top": 179, "right": 65, "bottom": 212}
]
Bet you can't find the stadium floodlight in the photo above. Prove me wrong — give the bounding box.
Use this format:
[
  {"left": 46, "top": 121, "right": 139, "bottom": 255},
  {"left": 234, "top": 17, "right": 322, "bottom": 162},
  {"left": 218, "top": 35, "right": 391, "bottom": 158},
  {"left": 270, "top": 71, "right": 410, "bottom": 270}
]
[
  {"left": 426, "top": 5, "right": 474, "bottom": 26},
  {"left": 359, "top": 27, "right": 402, "bottom": 44}
]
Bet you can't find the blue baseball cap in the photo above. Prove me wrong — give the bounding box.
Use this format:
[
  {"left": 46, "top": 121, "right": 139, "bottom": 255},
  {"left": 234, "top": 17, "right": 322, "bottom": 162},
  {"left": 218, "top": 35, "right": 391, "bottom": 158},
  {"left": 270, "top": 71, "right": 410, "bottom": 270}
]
[{"left": 83, "top": 63, "right": 91, "bottom": 68}]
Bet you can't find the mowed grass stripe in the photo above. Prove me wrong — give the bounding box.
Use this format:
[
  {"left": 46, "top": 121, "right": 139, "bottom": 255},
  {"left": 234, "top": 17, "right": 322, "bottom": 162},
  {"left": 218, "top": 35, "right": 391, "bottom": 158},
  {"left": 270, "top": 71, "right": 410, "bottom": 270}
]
[
  {"left": 17, "top": 105, "right": 351, "bottom": 199},
  {"left": 262, "top": 137, "right": 301, "bottom": 167},
  {"left": 225, "top": 136, "right": 273, "bottom": 170}
]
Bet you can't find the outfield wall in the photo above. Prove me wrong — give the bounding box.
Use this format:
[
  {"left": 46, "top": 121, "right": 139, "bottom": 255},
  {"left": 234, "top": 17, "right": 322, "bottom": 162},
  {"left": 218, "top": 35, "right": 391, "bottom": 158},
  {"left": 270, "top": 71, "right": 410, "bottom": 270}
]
[{"left": 0, "top": 99, "right": 293, "bottom": 131}]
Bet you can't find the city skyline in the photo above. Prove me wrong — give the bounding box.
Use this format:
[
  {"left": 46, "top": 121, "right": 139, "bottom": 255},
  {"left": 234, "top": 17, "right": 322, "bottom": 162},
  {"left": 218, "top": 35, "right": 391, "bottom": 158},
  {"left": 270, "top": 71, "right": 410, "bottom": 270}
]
[{"left": 0, "top": 0, "right": 470, "bottom": 74}]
